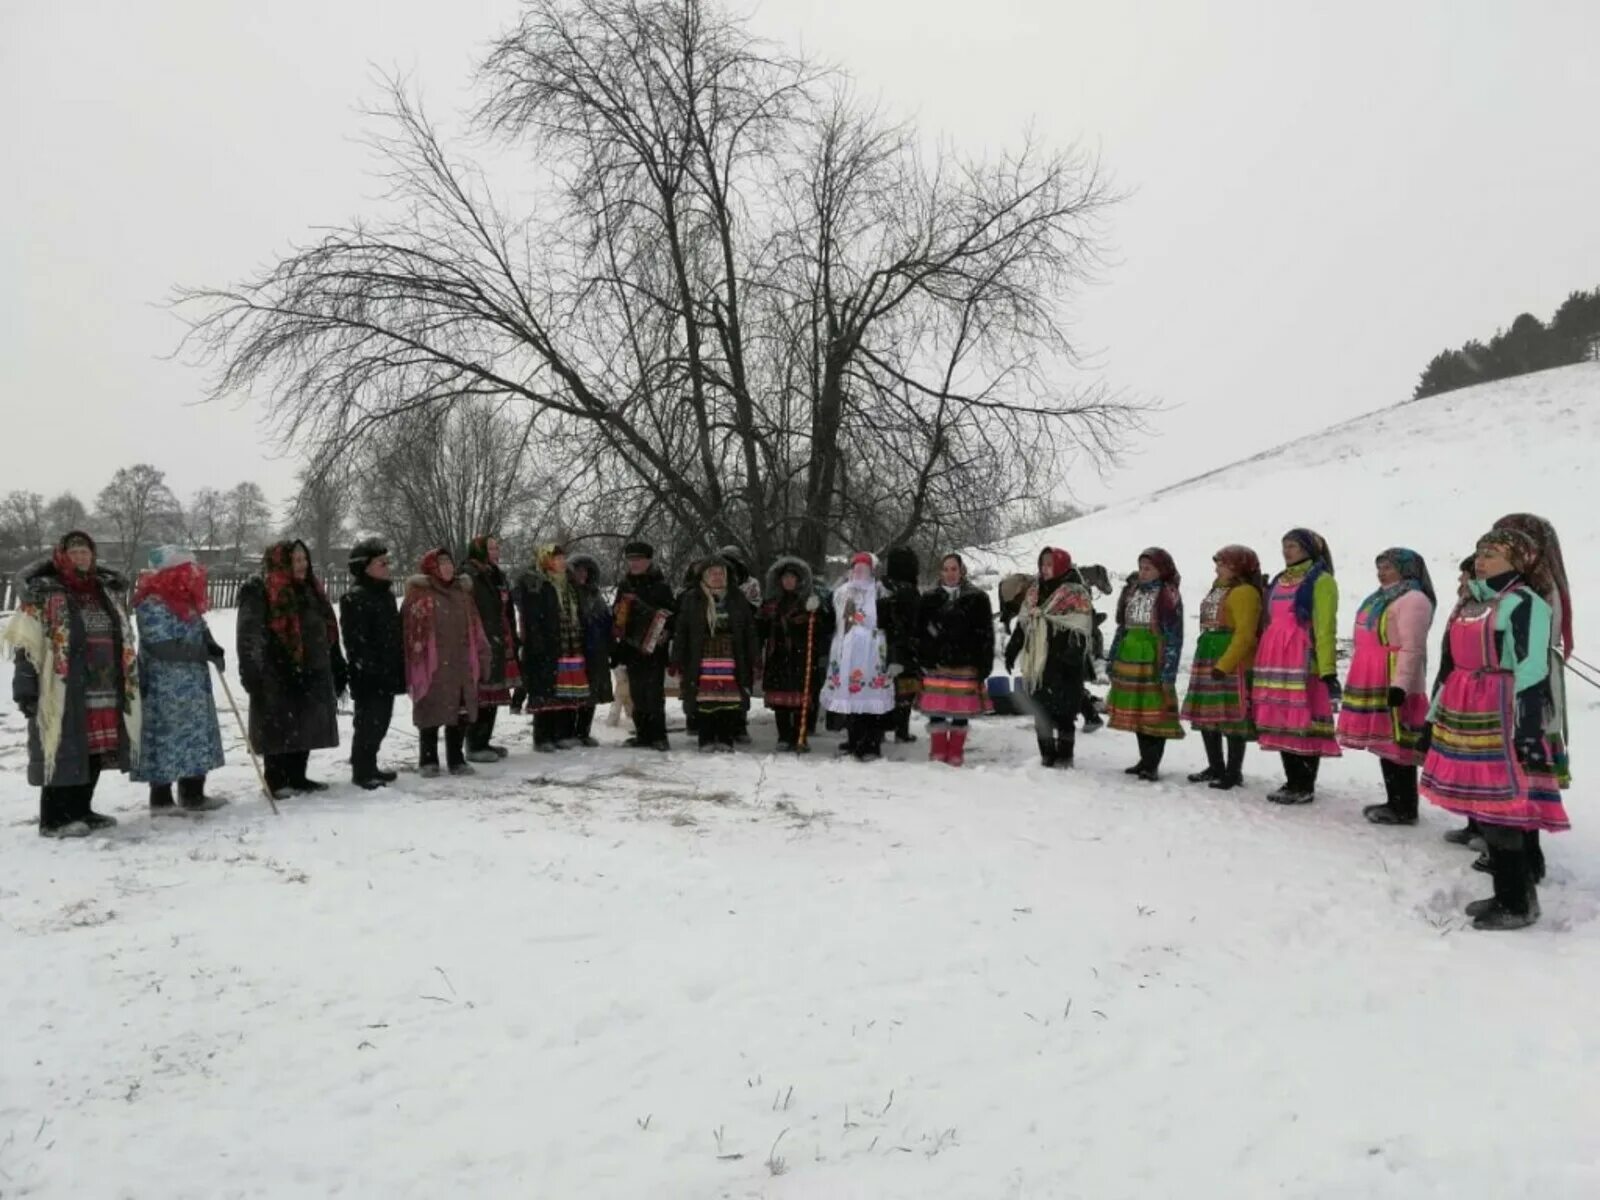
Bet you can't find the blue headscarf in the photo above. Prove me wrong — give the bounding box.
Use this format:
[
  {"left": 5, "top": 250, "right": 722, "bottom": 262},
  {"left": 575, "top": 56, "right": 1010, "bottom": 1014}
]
[
  {"left": 1277, "top": 528, "right": 1334, "bottom": 623},
  {"left": 1356, "top": 547, "right": 1435, "bottom": 630}
]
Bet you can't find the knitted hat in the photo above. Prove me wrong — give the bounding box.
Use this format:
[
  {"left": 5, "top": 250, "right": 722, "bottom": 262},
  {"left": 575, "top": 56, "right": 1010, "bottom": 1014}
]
[
  {"left": 623, "top": 540, "right": 655, "bottom": 559},
  {"left": 348, "top": 537, "right": 388, "bottom": 577},
  {"left": 851, "top": 551, "right": 875, "bottom": 569},
  {"left": 147, "top": 545, "right": 196, "bottom": 571},
  {"left": 59, "top": 530, "right": 96, "bottom": 553}
]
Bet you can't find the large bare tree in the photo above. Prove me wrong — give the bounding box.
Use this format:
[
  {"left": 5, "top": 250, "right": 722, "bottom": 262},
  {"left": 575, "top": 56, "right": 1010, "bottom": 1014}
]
[
  {"left": 178, "top": 0, "right": 1139, "bottom": 574},
  {"left": 223, "top": 481, "right": 274, "bottom": 566},
  {"left": 351, "top": 398, "right": 551, "bottom": 572},
  {"left": 96, "top": 465, "right": 183, "bottom": 573}
]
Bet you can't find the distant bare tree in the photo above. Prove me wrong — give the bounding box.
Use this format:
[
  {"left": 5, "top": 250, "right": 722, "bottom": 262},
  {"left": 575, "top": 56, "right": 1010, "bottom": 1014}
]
[
  {"left": 1, "top": 491, "right": 47, "bottom": 554},
  {"left": 187, "top": 487, "right": 228, "bottom": 553},
  {"left": 178, "top": 0, "right": 1143, "bottom": 573},
  {"left": 96, "top": 465, "right": 183, "bottom": 573},
  {"left": 351, "top": 398, "right": 549, "bottom": 572},
  {"left": 286, "top": 466, "right": 352, "bottom": 575},
  {"left": 43, "top": 492, "right": 89, "bottom": 538},
  {"left": 223, "top": 481, "right": 273, "bottom": 566}
]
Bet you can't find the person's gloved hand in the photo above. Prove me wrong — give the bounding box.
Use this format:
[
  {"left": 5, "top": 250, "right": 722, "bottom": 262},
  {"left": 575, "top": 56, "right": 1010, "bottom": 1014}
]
[
  {"left": 1210, "top": 667, "right": 1227, "bottom": 681},
  {"left": 805, "top": 595, "right": 820, "bottom": 613},
  {"left": 18, "top": 698, "right": 37, "bottom": 720},
  {"left": 887, "top": 662, "right": 904, "bottom": 678},
  {"left": 1322, "top": 675, "right": 1342, "bottom": 700},
  {"left": 1415, "top": 722, "right": 1434, "bottom": 755},
  {"left": 1387, "top": 687, "right": 1406, "bottom": 709}
]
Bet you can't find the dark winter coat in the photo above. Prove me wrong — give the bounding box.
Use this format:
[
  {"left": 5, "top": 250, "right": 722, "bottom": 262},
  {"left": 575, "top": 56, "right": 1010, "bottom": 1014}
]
[
  {"left": 884, "top": 548, "right": 923, "bottom": 677},
  {"left": 237, "top": 575, "right": 346, "bottom": 756},
  {"left": 340, "top": 576, "right": 405, "bottom": 700},
  {"left": 917, "top": 582, "right": 997, "bottom": 673},
  {"left": 756, "top": 557, "right": 833, "bottom": 708},
  {"left": 462, "top": 558, "right": 520, "bottom": 694},
  {"left": 673, "top": 583, "right": 758, "bottom": 703},
  {"left": 5, "top": 557, "right": 138, "bottom": 787},
  {"left": 568, "top": 554, "right": 615, "bottom": 705},
  {"left": 513, "top": 569, "right": 578, "bottom": 706},
  {"left": 1004, "top": 575, "right": 1093, "bottom": 718},
  {"left": 611, "top": 565, "right": 676, "bottom": 668}
]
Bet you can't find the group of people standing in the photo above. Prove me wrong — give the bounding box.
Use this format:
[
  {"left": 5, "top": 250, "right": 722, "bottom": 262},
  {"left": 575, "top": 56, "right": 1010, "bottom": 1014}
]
[
  {"left": 1076, "top": 516, "right": 1575, "bottom": 931},
  {"left": 5, "top": 516, "right": 1577, "bottom": 931}
]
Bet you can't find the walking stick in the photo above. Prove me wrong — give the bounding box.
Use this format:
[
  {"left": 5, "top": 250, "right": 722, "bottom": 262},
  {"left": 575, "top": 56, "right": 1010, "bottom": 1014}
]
[
  {"left": 797, "top": 608, "right": 817, "bottom": 750},
  {"left": 212, "top": 663, "right": 279, "bottom": 815}
]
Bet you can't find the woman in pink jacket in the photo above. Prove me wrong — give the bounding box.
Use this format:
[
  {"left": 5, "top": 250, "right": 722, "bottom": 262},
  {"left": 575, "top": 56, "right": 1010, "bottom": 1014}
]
[{"left": 1336, "top": 548, "right": 1435, "bottom": 824}]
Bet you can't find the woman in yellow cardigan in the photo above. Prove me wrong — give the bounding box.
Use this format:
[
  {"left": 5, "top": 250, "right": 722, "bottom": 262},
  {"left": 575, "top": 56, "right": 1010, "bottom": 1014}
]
[{"left": 1181, "top": 545, "right": 1266, "bottom": 790}]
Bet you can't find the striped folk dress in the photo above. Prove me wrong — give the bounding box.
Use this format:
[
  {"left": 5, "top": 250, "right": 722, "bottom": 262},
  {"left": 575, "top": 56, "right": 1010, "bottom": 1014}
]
[
  {"left": 1107, "top": 585, "right": 1185, "bottom": 739},
  {"left": 1180, "top": 584, "right": 1256, "bottom": 738},
  {"left": 1336, "top": 590, "right": 1432, "bottom": 765},
  {"left": 1253, "top": 575, "right": 1342, "bottom": 757},
  {"left": 1421, "top": 589, "right": 1568, "bottom": 831}
]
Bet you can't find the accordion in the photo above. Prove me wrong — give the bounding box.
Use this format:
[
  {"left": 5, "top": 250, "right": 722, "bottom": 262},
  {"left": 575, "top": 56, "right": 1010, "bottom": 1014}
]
[{"left": 613, "top": 594, "right": 669, "bottom": 655}]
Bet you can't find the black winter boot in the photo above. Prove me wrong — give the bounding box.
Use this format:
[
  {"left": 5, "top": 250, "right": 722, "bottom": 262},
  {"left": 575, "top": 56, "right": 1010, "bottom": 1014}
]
[
  {"left": 1210, "top": 736, "right": 1246, "bottom": 790},
  {"left": 150, "top": 782, "right": 177, "bottom": 813},
  {"left": 1189, "top": 731, "right": 1225, "bottom": 783},
  {"left": 179, "top": 776, "right": 227, "bottom": 812}
]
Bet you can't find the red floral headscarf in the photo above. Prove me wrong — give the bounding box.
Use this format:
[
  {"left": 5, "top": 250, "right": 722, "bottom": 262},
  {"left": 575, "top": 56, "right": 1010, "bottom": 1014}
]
[
  {"left": 133, "top": 561, "right": 208, "bottom": 622},
  {"left": 52, "top": 530, "right": 100, "bottom": 595},
  {"left": 262, "top": 540, "right": 339, "bottom": 665}
]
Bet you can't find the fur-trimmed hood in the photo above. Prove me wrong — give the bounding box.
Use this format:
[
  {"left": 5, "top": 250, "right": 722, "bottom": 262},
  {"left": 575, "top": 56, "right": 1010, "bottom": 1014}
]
[
  {"left": 405, "top": 573, "right": 475, "bottom": 596},
  {"left": 764, "top": 555, "right": 814, "bottom": 597},
  {"left": 16, "top": 555, "right": 128, "bottom": 601},
  {"left": 567, "top": 553, "right": 604, "bottom": 593}
]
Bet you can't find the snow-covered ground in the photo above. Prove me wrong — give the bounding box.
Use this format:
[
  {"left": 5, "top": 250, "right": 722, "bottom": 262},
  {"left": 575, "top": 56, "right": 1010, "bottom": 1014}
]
[{"left": 4, "top": 366, "right": 1600, "bottom": 1198}]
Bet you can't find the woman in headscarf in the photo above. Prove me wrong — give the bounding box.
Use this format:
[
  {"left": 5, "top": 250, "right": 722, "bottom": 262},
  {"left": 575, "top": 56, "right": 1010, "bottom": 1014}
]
[
  {"left": 1439, "top": 555, "right": 1486, "bottom": 853},
  {"left": 1492, "top": 513, "right": 1573, "bottom": 789},
  {"left": 819, "top": 552, "right": 900, "bottom": 761},
  {"left": 403, "top": 548, "right": 489, "bottom": 778},
  {"left": 1337, "top": 548, "right": 1436, "bottom": 824},
  {"left": 1253, "top": 528, "right": 1341, "bottom": 803},
  {"left": 515, "top": 544, "right": 588, "bottom": 752},
  {"left": 1106, "top": 548, "right": 1186, "bottom": 780},
  {"left": 131, "top": 545, "right": 227, "bottom": 813},
  {"left": 4, "top": 531, "right": 140, "bottom": 836},
  {"left": 567, "top": 552, "right": 615, "bottom": 748},
  {"left": 1005, "top": 547, "right": 1094, "bottom": 768},
  {"left": 1420, "top": 529, "right": 1567, "bottom": 930},
  {"left": 462, "top": 535, "right": 521, "bottom": 763},
  {"left": 672, "top": 556, "right": 758, "bottom": 752},
  {"left": 237, "top": 540, "right": 347, "bottom": 799},
  {"left": 916, "top": 553, "right": 996, "bottom": 767},
  {"left": 757, "top": 556, "right": 831, "bottom": 753},
  {"left": 1181, "top": 545, "right": 1266, "bottom": 791}
]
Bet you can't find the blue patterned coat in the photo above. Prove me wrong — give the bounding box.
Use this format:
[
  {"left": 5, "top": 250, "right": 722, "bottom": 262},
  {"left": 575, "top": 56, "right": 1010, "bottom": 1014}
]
[{"left": 131, "top": 599, "right": 226, "bottom": 783}]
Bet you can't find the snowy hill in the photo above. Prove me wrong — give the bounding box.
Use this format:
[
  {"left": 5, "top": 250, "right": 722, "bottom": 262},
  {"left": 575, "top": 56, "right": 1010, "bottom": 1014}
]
[
  {"left": 3, "top": 365, "right": 1600, "bottom": 1198},
  {"left": 976, "top": 363, "right": 1600, "bottom": 635}
]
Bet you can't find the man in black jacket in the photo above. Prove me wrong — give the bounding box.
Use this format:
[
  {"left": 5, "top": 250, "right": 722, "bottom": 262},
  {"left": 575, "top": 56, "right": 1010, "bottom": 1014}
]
[
  {"left": 339, "top": 539, "right": 405, "bottom": 789},
  {"left": 611, "top": 541, "right": 676, "bottom": 751}
]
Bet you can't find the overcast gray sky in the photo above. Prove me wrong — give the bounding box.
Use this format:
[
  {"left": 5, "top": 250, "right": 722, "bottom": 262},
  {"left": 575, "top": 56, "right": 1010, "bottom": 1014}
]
[{"left": 5, "top": 0, "right": 1598, "bottom": 518}]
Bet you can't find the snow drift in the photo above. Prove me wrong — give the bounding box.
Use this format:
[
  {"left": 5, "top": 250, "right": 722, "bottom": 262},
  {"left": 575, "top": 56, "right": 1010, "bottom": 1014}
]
[{"left": 3, "top": 365, "right": 1598, "bottom": 1199}]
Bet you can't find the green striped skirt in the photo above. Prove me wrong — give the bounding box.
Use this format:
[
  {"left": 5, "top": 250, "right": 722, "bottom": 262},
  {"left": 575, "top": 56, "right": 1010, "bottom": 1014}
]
[{"left": 1107, "top": 627, "right": 1185, "bottom": 739}]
